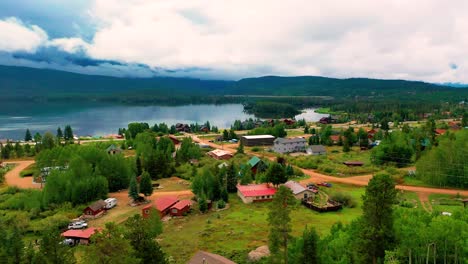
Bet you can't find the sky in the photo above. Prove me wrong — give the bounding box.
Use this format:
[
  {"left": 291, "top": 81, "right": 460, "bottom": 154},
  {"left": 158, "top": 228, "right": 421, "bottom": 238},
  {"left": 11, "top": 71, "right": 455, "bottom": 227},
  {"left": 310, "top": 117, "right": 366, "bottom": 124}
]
[{"left": 0, "top": 0, "right": 468, "bottom": 82}]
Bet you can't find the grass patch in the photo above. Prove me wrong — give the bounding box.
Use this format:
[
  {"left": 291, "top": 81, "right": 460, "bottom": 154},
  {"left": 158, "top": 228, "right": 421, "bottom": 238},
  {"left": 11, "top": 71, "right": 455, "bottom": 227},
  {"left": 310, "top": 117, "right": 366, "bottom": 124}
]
[
  {"left": 160, "top": 188, "right": 364, "bottom": 263},
  {"left": 153, "top": 177, "right": 191, "bottom": 192}
]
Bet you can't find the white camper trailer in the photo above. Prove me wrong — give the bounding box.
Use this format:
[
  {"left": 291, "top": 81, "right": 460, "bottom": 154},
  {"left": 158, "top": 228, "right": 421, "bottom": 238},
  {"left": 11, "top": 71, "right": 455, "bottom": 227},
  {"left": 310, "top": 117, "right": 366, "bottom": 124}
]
[{"left": 104, "top": 198, "right": 117, "bottom": 209}]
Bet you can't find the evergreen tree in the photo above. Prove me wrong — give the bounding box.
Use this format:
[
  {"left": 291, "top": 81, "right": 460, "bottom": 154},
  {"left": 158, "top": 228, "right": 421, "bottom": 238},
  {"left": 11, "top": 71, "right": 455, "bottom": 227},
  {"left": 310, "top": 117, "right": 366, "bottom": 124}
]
[
  {"left": 139, "top": 171, "right": 153, "bottom": 197},
  {"left": 226, "top": 162, "right": 238, "bottom": 193},
  {"left": 223, "top": 129, "right": 229, "bottom": 140},
  {"left": 462, "top": 112, "right": 468, "bottom": 127},
  {"left": 301, "top": 227, "right": 320, "bottom": 264},
  {"left": 24, "top": 129, "right": 32, "bottom": 141},
  {"left": 33, "top": 132, "right": 42, "bottom": 143},
  {"left": 268, "top": 186, "right": 295, "bottom": 264},
  {"left": 14, "top": 142, "right": 24, "bottom": 158},
  {"left": 63, "top": 125, "right": 74, "bottom": 142},
  {"left": 266, "top": 162, "right": 288, "bottom": 187},
  {"left": 38, "top": 229, "right": 76, "bottom": 264},
  {"left": 56, "top": 127, "right": 63, "bottom": 140},
  {"left": 198, "top": 195, "right": 208, "bottom": 213},
  {"left": 136, "top": 155, "right": 142, "bottom": 176},
  {"left": 240, "top": 165, "right": 253, "bottom": 185},
  {"left": 304, "top": 126, "right": 309, "bottom": 134},
  {"left": 236, "top": 140, "right": 245, "bottom": 154},
  {"left": 128, "top": 176, "right": 139, "bottom": 201},
  {"left": 356, "top": 173, "right": 397, "bottom": 264}
]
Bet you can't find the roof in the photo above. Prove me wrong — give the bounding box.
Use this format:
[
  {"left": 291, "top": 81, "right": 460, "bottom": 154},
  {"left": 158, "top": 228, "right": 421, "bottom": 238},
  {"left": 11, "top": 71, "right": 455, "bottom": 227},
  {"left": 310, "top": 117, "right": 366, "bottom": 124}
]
[
  {"left": 309, "top": 145, "right": 326, "bottom": 153},
  {"left": 242, "top": 135, "right": 275, "bottom": 140},
  {"left": 144, "top": 196, "right": 179, "bottom": 212},
  {"left": 435, "top": 129, "right": 447, "bottom": 135},
  {"left": 62, "top": 228, "right": 97, "bottom": 239},
  {"left": 237, "top": 184, "right": 277, "bottom": 197},
  {"left": 188, "top": 251, "right": 236, "bottom": 264},
  {"left": 274, "top": 137, "right": 307, "bottom": 144},
  {"left": 86, "top": 200, "right": 106, "bottom": 211},
  {"left": 171, "top": 200, "right": 192, "bottom": 210},
  {"left": 208, "top": 149, "right": 233, "bottom": 157},
  {"left": 283, "top": 181, "right": 307, "bottom": 195},
  {"left": 247, "top": 156, "right": 261, "bottom": 167},
  {"left": 106, "top": 144, "right": 121, "bottom": 152}
]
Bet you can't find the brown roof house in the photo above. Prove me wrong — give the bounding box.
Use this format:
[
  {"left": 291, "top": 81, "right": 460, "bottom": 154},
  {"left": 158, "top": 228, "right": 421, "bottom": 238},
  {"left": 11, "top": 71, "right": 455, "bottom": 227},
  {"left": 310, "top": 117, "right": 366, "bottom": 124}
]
[
  {"left": 188, "top": 251, "right": 236, "bottom": 264},
  {"left": 83, "top": 200, "right": 107, "bottom": 218},
  {"left": 283, "top": 180, "right": 316, "bottom": 200}
]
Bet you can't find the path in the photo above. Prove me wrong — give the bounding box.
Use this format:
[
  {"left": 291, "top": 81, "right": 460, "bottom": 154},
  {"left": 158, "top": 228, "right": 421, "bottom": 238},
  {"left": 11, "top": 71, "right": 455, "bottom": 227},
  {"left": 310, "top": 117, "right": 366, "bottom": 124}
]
[
  {"left": 4, "top": 160, "right": 40, "bottom": 189},
  {"left": 417, "top": 192, "right": 433, "bottom": 212}
]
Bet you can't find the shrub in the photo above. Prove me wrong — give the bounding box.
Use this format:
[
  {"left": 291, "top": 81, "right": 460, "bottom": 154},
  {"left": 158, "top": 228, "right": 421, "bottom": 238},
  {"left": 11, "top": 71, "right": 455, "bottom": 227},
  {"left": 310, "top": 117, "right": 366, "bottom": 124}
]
[
  {"left": 330, "top": 192, "right": 356, "bottom": 208},
  {"left": 251, "top": 147, "right": 260, "bottom": 152},
  {"left": 400, "top": 201, "right": 415, "bottom": 208},
  {"left": 217, "top": 200, "right": 226, "bottom": 209}
]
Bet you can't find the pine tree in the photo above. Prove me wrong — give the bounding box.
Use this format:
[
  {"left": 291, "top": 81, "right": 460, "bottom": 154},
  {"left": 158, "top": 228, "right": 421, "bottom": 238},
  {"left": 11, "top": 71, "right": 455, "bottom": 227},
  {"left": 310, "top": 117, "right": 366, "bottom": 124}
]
[
  {"left": 136, "top": 155, "right": 142, "bottom": 176},
  {"left": 226, "top": 163, "right": 238, "bottom": 193},
  {"left": 304, "top": 126, "right": 309, "bottom": 134},
  {"left": 64, "top": 125, "right": 74, "bottom": 142},
  {"left": 301, "top": 226, "right": 320, "bottom": 264},
  {"left": 268, "top": 186, "right": 295, "bottom": 264},
  {"left": 223, "top": 129, "right": 229, "bottom": 140},
  {"left": 25, "top": 129, "right": 32, "bottom": 141},
  {"left": 356, "top": 173, "right": 397, "bottom": 264},
  {"left": 128, "top": 176, "right": 139, "bottom": 201},
  {"left": 56, "top": 127, "right": 63, "bottom": 139},
  {"left": 236, "top": 140, "right": 245, "bottom": 154},
  {"left": 139, "top": 171, "right": 153, "bottom": 197}
]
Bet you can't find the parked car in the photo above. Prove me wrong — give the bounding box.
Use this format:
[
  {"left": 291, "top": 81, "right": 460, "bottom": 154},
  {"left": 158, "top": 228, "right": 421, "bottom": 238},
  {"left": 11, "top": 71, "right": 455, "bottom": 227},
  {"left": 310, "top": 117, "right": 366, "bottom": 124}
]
[
  {"left": 317, "top": 182, "right": 332, "bottom": 187},
  {"left": 306, "top": 183, "right": 318, "bottom": 189},
  {"left": 68, "top": 221, "right": 88, "bottom": 230},
  {"left": 61, "top": 239, "right": 75, "bottom": 246}
]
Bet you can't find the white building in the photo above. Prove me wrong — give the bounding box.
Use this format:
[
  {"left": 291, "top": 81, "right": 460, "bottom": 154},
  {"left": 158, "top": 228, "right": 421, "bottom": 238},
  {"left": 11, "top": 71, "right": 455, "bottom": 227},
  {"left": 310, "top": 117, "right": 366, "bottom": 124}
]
[{"left": 273, "top": 137, "right": 307, "bottom": 154}]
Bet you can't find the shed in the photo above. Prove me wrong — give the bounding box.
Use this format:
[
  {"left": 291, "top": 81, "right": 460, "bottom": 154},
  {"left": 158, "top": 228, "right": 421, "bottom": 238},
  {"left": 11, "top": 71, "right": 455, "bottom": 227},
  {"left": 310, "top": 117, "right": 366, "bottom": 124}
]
[
  {"left": 188, "top": 251, "right": 235, "bottom": 264},
  {"left": 142, "top": 196, "right": 179, "bottom": 218},
  {"left": 247, "top": 156, "right": 263, "bottom": 174},
  {"left": 343, "top": 161, "right": 364, "bottom": 167},
  {"left": 106, "top": 144, "right": 122, "bottom": 155},
  {"left": 83, "top": 200, "right": 106, "bottom": 217},
  {"left": 62, "top": 228, "right": 97, "bottom": 245},
  {"left": 169, "top": 200, "right": 192, "bottom": 216},
  {"left": 307, "top": 145, "right": 326, "bottom": 155}
]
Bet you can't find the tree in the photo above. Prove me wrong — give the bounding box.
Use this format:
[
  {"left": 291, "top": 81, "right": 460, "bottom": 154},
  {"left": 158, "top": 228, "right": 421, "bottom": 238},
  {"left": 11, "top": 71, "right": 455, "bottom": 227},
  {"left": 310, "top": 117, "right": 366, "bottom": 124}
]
[
  {"left": 14, "top": 142, "right": 24, "bottom": 158},
  {"left": 462, "top": 112, "right": 468, "bottom": 127},
  {"left": 56, "top": 127, "right": 63, "bottom": 140},
  {"left": 136, "top": 155, "right": 142, "bottom": 176},
  {"left": 139, "top": 171, "right": 153, "bottom": 197},
  {"left": 37, "top": 228, "right": 76, "bottom": 264},
  {"left": 41, "top": 132, "right": 56, "bottom": 150},
  {"left": 223, "top": 129, "right": 229, "bottom": 140},
  {"left": 266, "top": 162, "right": 288, "bottom": 187},
  {"left": 356, "top": 173, "right": 397, "bottom": 264},
  {"left": 25, "top": 129, "right": 32, "bottom": 141},
  {"left": 304, "top": 126, "right": 309, "bottom": 134},
  {"left": 240, "top": 165, "right": 253, "bottom": 185},
  {"left": 301, "top": 227, "right": 320, "bottom": 264},
  {"left": 236, "top": 140, "right": 245, "bottom": 154},
  {"left": 82, "top": 223, "right": 139, "bottom": 264},
  {"left": 34, "top": 132, "right": 42, "bottom": 143},
  {"left": 128, "top": 176, "right": 139, "bottom": 201},
  {"left": 198, "top": 196, "right": 208, "bottom": 213},
  {"left": 64, "top": 125, "right": 74, "bottom": 142},
  {"left": 268, "top": 186, "right": 295, "bottom": 264},
  {"left": 226, "top": 162, "right": 238, "bottom": 193}
]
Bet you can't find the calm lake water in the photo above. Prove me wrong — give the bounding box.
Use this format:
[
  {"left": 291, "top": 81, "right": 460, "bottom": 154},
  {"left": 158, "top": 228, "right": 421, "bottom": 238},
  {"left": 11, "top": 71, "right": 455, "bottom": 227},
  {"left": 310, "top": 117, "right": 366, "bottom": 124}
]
[{"left": 0, "top": 102, "right": 327, "bottom": 140}]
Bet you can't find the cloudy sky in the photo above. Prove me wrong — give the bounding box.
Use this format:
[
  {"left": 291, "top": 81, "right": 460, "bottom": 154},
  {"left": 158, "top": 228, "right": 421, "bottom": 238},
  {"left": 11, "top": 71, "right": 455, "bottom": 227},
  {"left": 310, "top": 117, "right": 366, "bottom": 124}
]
[{"left": 0, "top": 0, "right": 467, "bottom": 82}]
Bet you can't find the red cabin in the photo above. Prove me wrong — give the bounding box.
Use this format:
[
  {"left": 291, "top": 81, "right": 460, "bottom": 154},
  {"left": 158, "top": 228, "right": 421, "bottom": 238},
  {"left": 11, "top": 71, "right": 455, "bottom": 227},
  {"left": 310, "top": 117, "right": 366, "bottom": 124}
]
[
  {"left": 169, "top": 200, "right": 192, "bottom": 216},
  {"left": 142, "top": 196, "right": 178, "bottom": 218}
]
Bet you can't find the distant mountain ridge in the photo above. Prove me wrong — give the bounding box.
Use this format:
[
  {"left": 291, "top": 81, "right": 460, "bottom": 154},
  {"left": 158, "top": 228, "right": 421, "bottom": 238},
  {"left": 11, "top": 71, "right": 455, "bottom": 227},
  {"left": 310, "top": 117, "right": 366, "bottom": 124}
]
[{"left": 0, "top": 65, "right": 465, "bottom": 102}]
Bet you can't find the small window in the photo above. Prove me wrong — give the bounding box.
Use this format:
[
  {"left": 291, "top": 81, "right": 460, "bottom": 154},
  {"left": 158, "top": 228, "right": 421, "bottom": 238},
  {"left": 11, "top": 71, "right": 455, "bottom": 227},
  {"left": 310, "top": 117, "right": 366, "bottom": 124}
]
[{"left": 144, "top": 210, "right": 149, "bottom": 214}]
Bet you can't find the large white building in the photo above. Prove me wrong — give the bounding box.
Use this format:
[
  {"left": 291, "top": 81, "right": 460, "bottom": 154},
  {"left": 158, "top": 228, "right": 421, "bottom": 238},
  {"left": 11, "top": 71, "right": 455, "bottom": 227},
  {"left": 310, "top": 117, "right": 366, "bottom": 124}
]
[{"left": 272, "top": 137, "right": 307, "bottom": 154}]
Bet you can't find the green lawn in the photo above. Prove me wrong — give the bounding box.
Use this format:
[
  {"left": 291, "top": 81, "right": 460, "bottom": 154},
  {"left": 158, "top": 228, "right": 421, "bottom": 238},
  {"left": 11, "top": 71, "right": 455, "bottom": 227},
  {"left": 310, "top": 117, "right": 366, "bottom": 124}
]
[{"left": 159, "top": 187, "right": 365, "bottom": 263}]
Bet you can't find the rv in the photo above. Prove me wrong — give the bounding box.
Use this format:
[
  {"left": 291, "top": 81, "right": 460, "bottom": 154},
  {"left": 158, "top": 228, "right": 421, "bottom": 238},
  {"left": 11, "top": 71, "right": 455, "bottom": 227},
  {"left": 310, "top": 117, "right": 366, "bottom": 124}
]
[{"left": 104, "top": 198, "right": 117, "bottom": 209}]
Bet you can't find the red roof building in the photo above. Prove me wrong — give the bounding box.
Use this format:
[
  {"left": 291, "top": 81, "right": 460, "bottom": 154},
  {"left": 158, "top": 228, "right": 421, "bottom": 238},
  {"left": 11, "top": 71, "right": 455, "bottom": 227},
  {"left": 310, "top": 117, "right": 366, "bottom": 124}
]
[
  {"left": 142, "top": 196, "right": 179, "bottom": 218},
  {"left": 169, "top": 200, "right": 192, "bottom": 216},
  {"left": 435, "top": 129, "right": 447, "bottom": 135},
  {"left": 330, "top": 135, "right": 340, "bottom": 144},
  {"left": 83, "top": 200, "right": 106, "bottom": 218},
  {"left": 237, "top": 184, "right": 277, "bottom": 204},
  {"left": 62, "top": 228, "right": 97, "bottom": 245}
]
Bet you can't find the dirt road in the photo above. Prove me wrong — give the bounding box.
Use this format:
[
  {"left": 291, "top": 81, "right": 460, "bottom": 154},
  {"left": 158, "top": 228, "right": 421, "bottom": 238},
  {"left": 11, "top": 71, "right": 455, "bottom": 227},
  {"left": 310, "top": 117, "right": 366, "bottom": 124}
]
[{"left": 3, "top": 160, "right": 40, "bottom": 189}]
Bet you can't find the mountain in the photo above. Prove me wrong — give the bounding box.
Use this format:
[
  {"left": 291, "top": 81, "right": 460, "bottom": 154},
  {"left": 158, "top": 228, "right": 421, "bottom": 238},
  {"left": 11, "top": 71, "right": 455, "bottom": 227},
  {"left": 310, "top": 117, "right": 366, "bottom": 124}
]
[{"left": 0, "top": 65, "right": 465, "bottom": 103}]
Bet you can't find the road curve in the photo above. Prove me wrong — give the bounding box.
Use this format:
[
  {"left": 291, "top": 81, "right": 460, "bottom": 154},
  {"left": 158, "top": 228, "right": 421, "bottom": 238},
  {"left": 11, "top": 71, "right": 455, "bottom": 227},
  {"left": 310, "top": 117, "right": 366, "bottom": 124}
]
[{"left": 4, "top": 160, "right": 40, "bottom": 189}]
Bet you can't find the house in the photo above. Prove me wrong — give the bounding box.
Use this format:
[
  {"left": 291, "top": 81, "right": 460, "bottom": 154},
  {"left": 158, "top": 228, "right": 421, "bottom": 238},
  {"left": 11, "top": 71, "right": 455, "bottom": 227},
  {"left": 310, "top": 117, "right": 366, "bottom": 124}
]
[
  {"left": 283, "top": 181, "right": 316, "bottom": 200},
  {"left": 188, "top": 251, "right": 236, "bottom": 264},
  {"left": 237, "top": 184, "right": 277, "bottom": 203},
  {"left": 318, "top": 115, "right": 338, "bottom": 124},
  {"left": 83, "top": 200, "right": 107, "bottom": 218},
  {"left": 175, "top": 123, "right": 191, "bottom": 133},
  {"left": 142, "top": 196, "right": 179, "bottom": 218},
  {"left": 307, "top": 145, "right": 327, "bottom": 155},
  {"left": 168, "top": 135, "right": 181, "bottom": 145},
  {"left": 207, "top": 149, "right": 233, "bottom": 160},
  {"left": 169, "top": 200, "right": 192, "bottom": 216},
  {"left": 329, "top": 135, "right": 341, "bottom": 144},
  {"left": 435, "top": 129, "right": 447, "bottom": 135},
  {"left": 62, "top": 228, "right": 97, "bottom": 245},
  {"left": 106, "top": 144, "right": 122, "bottom": 155},
  {"left": 240, "top": 135, "right": 275, "bottom": 146},
  {"left": 247, "top": 156, "right": 263, "bottom": 174},
  {"left": 273, "top": 137, "right": 307, "bottom": 154},
  {"left": 282, "top": 119, "right": 296, "bottom": 126},
  {"left": 200, "top": 126, "right": 210, "bottom": 133},
  {"left": 448, "top": 121, "right": 461, "bottom": 130},
  {"left": 343, "top": 161, "right": 364, "bottom": 167}
]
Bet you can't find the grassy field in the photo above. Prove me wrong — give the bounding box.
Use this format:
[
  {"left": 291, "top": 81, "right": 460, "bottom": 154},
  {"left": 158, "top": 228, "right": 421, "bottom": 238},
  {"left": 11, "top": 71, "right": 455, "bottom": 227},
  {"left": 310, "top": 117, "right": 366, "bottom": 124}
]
[{"left": 159, "top": 183, "right": 366, "bottom": 263}]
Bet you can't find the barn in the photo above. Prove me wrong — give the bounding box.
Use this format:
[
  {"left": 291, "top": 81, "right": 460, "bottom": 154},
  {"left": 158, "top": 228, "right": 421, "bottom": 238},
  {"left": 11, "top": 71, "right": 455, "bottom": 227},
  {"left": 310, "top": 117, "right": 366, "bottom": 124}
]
[{"left": 240, "top": 135, "right": 275, "bottom": 147}]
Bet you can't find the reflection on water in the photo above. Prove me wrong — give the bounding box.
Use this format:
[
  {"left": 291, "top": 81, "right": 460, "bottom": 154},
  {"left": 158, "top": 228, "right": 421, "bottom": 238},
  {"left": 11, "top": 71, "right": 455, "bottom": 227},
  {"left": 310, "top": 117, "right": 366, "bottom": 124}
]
[{"left": 0, "top": 102, "right": 327, "bottom": 140}]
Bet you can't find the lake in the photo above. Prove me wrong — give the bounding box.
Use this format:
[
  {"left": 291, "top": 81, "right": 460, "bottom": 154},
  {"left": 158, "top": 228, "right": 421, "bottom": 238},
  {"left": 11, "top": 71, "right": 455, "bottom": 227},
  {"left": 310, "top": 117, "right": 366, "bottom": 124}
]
[{"left": 0, "top": 102, "right": 327, "bottom": 140}]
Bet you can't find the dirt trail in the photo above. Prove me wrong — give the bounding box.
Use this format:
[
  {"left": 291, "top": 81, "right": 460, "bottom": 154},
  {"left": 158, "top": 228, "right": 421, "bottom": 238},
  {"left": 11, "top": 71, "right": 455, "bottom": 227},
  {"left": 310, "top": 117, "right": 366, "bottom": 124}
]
[
  {"left": 417, "top": 192, "right": 433, "bottom": 212},
  {"left": 4, "top": 160, "right": 40, "bottom": 189}
]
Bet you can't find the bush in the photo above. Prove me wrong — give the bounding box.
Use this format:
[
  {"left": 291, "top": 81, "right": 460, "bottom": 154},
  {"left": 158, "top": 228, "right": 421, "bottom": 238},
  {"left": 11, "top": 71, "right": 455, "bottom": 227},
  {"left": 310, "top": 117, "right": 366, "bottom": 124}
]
[
  {"left": 217, "top": 200, "right": 226, "bottom": 209},
  {"left": 399, "top": 201, "right": 415, "bottom": 208},
  {"left": 251, "top": 147, "right": 260, "bottom": 152},
  {"left": 330, "top": 192, "right": 356, "bottom": 208}
]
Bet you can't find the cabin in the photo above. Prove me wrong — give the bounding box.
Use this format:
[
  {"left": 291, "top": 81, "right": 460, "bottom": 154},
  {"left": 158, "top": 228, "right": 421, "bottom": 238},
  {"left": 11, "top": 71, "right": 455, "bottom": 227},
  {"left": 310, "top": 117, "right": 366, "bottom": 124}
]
[
  {"left": 61, "top": 228, "right": 97, "bottom": 245},
  {"left": 307, "top": 145, "right": 327, "bottom": 155},
  {"left": 188, "top": 251, "right": 236, "bottom": 264},
  {"left": 200, "top": 126, "right": 210, "bottom": 133},
  {"left": 283, "top": 180, "right": 316, "bottom": 200},
  {"left": 247, "top": 156, "right": 264, "bottom": 174},
  {"left": 435, "top": 129, "right": 447, "bottom": 136},
  {"left": 237, "top": 184, "right": 277, "bottom": 204},
  {"left": 207, "top": 149, "right": 233, "bottom": 160},
  {"left": 343, "top": 161, "right": 364, "bottom": 167},
  {"left": 175, "top": 123, "right": 191, "bottom": 133},
  {"left": 169, "top": 200, "right": 192, "bottom": 216},
  {"left": 106, "top": 144, "right": 122, "bottom": 155},
  {"left": 142, "top": 196, "right": 179, "bottom": 218},
  {"left": 83, "top": 200, "right": 106, "bottom": 218},
  {"left": 273, "top": 137, "right": 307, "bottom": 154},
  {"left": 240, "top": 135, "right": 275, "bottom": 146}
]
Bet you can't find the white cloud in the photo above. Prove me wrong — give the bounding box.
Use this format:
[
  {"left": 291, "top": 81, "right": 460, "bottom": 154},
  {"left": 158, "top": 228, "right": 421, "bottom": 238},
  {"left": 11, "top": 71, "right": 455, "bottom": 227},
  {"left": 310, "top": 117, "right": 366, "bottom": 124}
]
[
  {"left": 80, "top": 0, "right": 468, "bottom": 82},
  {"left": 48, "top": 37, "right": 90, "bottom": 53},
  {"left": 0, "top": 17, "right": 48, "bottom": 52}
]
